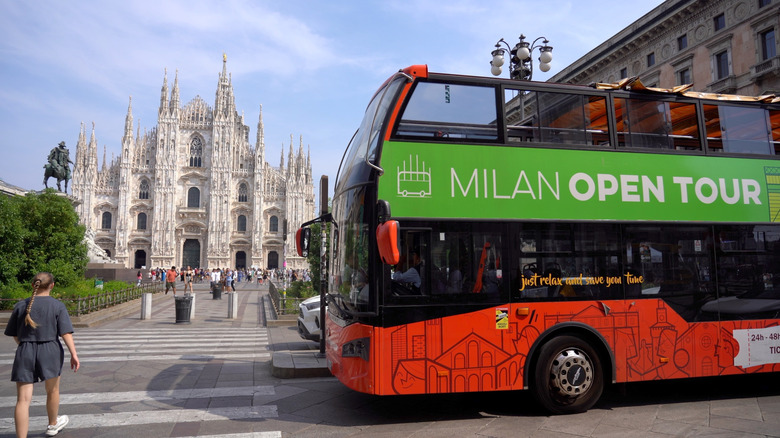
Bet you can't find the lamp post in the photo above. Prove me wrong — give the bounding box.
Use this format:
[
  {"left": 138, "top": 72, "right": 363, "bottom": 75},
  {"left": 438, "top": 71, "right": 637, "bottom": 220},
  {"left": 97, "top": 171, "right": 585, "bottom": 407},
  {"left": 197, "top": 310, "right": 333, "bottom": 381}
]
[{"left": 490, "top": 35, "right": 553, "bottom": 80}]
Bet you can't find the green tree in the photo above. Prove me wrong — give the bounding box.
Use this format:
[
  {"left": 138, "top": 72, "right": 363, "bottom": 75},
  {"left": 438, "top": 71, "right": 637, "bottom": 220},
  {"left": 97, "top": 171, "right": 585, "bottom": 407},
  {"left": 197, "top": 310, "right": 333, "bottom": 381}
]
[
  {"left": 306, "top": 220, "right": 331, "bottom": 293},
  {"left": 0, "top": 189, "right": 88, "bottom": 291},
  {"left": 0, "top": 195, "right": 26, "bottom": 286}
]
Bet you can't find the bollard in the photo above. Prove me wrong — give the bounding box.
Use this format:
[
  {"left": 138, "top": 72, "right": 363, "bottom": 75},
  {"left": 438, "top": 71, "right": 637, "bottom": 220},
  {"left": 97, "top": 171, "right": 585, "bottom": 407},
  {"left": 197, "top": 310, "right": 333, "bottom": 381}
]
[
  {"left": 227, "top": 292, "right": 238, "bottom": 319},
  {"left": 140, "top": 293, "right": 152, "bottom": 320},
  {"left": 188, "top": 293, "right": 196, "bottom": 321}
]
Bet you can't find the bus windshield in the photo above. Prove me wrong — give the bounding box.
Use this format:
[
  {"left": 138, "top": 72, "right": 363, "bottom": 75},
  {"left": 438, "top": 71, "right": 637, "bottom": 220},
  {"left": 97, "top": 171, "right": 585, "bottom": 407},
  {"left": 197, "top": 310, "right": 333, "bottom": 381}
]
[{"left": 330, "top": 74, "right": 407, "bottom": 316}]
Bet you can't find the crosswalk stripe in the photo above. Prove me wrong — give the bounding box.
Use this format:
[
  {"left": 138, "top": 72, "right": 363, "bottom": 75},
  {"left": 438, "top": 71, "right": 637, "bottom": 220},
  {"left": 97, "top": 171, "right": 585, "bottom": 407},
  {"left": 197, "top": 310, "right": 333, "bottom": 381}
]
[
  {"left": 0, "top": 406, "right": 278, "bottom": 432},
  {"left": 187, "top": 433, "right": 281, "bottom": 438},
  {"left": 76, "top": 335, "right": 269, "bottom": 342},
  {"left": 0, "top": 352, "right": 270, "bottom": 365},
  {"left": 0, "top": 345, "right": 266, "bottom": 359},
  {"left": 0, "top": 385, "right": 275, "bottom": 408},
  {"left": 81, "top": 328, "right": 269, "bottom": 334},
  {"left": 70, "top": 339, "right": 268, "bottom": 347}
]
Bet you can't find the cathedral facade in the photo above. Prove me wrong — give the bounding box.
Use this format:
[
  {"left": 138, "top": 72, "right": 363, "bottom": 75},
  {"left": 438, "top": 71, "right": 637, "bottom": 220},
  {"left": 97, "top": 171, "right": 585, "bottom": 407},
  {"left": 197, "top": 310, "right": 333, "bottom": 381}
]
[{"left": 71, "top": 58, "right": 316, "bottom": 271}]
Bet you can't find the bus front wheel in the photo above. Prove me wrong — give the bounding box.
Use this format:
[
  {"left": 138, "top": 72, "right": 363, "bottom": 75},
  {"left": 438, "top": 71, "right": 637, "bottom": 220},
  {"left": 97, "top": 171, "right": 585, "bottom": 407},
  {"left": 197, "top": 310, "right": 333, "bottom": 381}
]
[{"left": 533, "top": 335, "right": 604, "bottom": 414}]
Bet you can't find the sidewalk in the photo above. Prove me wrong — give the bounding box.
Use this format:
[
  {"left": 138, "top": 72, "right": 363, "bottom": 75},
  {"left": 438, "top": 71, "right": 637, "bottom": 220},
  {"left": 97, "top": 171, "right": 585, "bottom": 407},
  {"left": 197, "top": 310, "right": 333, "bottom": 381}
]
[{"left": 88, "top": 279, "right": 330, "bottom": 378}]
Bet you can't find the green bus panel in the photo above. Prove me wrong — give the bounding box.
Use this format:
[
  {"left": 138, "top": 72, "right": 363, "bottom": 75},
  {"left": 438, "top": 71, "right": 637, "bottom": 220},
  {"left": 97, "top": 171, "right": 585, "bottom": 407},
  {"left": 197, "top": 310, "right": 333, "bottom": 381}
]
[{"left": 377, "top": 141, "right": 778, "bottom": 223}]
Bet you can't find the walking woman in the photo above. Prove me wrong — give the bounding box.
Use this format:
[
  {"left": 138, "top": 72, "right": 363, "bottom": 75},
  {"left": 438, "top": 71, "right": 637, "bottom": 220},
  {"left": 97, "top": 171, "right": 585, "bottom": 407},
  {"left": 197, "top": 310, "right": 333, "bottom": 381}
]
[{"left": 4, "top": 272, "right": 80, "bottom": 437}]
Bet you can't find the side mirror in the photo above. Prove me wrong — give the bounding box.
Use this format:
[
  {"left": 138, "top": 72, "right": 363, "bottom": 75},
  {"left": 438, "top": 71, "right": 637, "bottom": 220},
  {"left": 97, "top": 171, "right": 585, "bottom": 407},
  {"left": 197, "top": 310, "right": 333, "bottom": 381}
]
[
  {"left": 376, "top": 220, "right": 400, "bottom": 265},
  {"left": 296, "top": 227, "right": 311, "bottom": 257}
]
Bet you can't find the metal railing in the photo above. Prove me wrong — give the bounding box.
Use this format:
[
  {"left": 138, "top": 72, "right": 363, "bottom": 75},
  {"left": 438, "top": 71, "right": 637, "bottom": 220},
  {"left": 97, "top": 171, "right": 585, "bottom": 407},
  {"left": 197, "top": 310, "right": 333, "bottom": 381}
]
[
  {"left": 0, "top": 283, "right": 160, "bottom": 316},
  {"left": 268, "top": 281, "right": 304, "bottom": 316},
  {"left": 67, "top": 283, "right": 160, "bottom": 316}
]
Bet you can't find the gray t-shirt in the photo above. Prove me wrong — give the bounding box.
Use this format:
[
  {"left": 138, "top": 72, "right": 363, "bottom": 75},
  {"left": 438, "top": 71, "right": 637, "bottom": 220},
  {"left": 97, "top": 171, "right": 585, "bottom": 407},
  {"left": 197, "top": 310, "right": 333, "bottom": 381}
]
[{"left": 4, "top": 296, "right": 74, "bottom": 342}]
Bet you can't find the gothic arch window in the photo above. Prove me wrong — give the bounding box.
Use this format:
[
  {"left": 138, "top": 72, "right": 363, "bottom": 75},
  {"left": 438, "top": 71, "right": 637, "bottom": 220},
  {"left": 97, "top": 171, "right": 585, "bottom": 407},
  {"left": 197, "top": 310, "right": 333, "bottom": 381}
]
[
  {"left": 238, "top": 183, "right": 248, "bottom": 202},
  {"left": 187, "top": 187, "right": 200, "bottom": 208},
  {"left": 237, "top": 214, "right": 247, "bottom": 232},
  {"left": 189, "top": 137, "right": 203, "bottom": 167},
  {"left": 137, "top": 212, "right": 147, "bottom": 230},
  {"left": 139, "top": 180, "right": 150, "bottom": 199},
  {"left": 270, "top": 215, "right": 279, "bottom": 232},
  {"left": 101, "top": 212, "right": 112, "bottom": 229}
]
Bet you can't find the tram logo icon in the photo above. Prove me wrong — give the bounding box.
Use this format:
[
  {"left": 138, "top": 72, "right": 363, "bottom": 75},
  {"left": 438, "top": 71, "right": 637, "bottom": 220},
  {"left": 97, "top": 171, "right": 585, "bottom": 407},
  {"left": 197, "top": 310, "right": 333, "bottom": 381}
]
[{"left": 397, "top": 154, "right": 432, "bottom": 198}]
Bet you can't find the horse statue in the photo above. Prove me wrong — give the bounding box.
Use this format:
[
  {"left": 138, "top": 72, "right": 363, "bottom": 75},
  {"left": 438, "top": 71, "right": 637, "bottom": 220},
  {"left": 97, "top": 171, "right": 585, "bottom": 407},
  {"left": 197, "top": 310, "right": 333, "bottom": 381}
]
[{"left": 44, "top": 141, "right": 73, "bottom": 193}]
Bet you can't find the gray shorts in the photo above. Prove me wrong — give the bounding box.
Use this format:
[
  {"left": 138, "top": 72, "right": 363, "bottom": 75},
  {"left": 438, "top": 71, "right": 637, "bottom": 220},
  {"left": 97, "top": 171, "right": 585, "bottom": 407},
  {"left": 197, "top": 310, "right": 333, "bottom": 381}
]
[{"left": 11, "top": 340, "right": 64, "bottom": 383}]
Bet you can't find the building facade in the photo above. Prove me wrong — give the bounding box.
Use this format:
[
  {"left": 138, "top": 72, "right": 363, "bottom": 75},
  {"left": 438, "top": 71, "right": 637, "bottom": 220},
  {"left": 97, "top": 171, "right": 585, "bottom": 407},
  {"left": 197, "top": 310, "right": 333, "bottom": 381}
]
[
  {"left": 71, "top": 58, "right": 316, "bottom": 270},
  {"left": 551, "top": 0, "right": 780, "bottom": 95}
]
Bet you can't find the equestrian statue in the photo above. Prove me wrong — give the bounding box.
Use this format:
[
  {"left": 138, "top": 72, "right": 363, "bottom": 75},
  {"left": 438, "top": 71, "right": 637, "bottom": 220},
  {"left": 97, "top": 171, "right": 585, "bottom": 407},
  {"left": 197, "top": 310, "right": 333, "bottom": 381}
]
[{"left": 44, "top": 141, "right": 74, "bottom": 193}]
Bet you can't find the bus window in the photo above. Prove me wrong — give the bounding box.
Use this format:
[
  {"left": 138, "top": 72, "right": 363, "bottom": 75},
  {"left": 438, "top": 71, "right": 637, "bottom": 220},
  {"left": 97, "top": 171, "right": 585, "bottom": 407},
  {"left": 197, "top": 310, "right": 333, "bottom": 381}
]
[
  {"left": 623, "top": 225, "right": 715, "bottom": 322},
  {"left": 395, "top": 82, "right": 498, "bottom": 141},
  {"left": 704, "top": 104, "right": 772, "bottom": 155},
  {"left": 388, "top": 225, "right": 506, "bottom": 304},
  {"left": 615, "top": 98, "right": 700, "bottom": 151},
  {"left": 705, "top": 225, "right": 780, "bottom": 320},
  {"left": 512, "top": 223, "right": 621, "bottom": 301},
  {"left": 769, "top": 109, "right": 780, "bottom": 155},
  {"left": 505, "top": 90, "right": 610, "bottom": 147}
]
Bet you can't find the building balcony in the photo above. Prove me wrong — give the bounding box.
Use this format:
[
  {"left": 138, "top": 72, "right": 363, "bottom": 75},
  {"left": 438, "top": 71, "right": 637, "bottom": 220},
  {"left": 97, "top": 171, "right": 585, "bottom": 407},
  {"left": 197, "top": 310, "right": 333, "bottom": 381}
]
[
  {"left": 750, "top": 57, "right": 780, "bottom": 81},
  {"left": 708, "top": 75, "right": 737, "bottom": 94}
]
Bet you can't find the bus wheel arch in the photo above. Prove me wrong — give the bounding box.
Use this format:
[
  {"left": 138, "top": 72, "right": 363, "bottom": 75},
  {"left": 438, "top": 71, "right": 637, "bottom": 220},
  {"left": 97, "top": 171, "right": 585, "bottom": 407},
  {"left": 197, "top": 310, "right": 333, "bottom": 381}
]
[{"left": 526, "top": 324, "right": 614, "bottom": 414}]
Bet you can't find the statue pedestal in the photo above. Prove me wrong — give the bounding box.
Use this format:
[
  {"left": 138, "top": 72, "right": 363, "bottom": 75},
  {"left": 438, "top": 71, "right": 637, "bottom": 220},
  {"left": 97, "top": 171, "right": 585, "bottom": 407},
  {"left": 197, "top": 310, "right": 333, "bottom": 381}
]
[{"left": 85, "top": 263, "right": 137, "bottom": 283}]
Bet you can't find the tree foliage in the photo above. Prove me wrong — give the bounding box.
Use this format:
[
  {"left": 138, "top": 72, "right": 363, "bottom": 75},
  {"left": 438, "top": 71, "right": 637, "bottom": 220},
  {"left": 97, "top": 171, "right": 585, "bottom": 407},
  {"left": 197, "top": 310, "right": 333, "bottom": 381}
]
[
  {"left": 0, "top": 189, "right": 88, "bottom": 293},
  {"left": 306, "top": 221, "right": 332, "bottom": 293}
]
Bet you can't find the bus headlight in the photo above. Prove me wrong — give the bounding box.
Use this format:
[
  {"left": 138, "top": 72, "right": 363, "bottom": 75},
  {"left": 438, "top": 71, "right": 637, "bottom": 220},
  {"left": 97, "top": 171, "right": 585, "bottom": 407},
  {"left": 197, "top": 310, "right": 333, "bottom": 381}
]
[{"left": 342, "top": 337, "right": 370, "bottom": 361}]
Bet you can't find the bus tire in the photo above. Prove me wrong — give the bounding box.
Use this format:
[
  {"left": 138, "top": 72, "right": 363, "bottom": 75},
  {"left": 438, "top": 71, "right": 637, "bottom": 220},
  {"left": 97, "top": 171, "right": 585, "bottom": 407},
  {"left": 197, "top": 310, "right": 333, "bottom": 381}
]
[{"left": 532, "top": 335, "right": 604, "bottom": 414}]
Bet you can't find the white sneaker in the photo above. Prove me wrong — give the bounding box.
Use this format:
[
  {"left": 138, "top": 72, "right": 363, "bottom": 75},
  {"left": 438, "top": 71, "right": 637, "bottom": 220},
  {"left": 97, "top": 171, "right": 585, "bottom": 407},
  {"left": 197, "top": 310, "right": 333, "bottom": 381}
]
[{"left": 46, "top": 415, "right": 69, "bottom": 436}]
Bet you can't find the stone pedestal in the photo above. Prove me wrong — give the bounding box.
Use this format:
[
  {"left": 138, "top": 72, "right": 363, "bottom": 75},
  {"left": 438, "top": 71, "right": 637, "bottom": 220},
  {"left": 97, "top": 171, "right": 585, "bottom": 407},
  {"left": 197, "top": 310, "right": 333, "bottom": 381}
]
[
  {"left": 140, "top": 293, "right": 152, "bottom": 320},
  {"left": 228, "top": 292, "right": 238, "bottom": 319}
]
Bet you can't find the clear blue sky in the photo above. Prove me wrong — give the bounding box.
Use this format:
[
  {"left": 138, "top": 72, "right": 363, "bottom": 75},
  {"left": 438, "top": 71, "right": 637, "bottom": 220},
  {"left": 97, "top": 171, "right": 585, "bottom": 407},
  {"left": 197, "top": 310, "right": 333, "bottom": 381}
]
[{"left": 0, "top": 0, "right": 663, "bottom": 198}]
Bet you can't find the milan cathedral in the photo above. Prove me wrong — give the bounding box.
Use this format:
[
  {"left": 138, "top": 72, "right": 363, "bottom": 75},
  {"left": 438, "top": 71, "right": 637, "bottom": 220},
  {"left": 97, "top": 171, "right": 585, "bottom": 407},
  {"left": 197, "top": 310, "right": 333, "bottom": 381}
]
[{"left": 70, "top": 57, "right": 316, "bottom": 270}]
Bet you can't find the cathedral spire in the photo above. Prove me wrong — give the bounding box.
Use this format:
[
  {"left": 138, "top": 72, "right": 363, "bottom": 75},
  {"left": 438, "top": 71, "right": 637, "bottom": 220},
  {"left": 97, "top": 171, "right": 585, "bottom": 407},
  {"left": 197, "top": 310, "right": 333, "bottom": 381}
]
[
  {"left": 159, "top": 68, "right": 169, "bottom": 115},
  {"left": 256, "top": 105, "right": 265, "bottom": 160},
  {"left": 288, "top": 135, "right": 294, "bottom": 175},
  {"left": 123, "top": 96, "right": 134, "bottom": 142},
  {"left": 170, "top": 69, "right": 180, "bottom": 113}
]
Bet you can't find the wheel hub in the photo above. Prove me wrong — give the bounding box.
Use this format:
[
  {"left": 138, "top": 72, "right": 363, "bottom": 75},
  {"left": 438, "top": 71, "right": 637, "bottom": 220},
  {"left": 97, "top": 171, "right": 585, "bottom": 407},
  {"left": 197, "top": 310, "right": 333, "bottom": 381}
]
[{"left": 550, "top": 348, "right": 593, "bottom": 397}]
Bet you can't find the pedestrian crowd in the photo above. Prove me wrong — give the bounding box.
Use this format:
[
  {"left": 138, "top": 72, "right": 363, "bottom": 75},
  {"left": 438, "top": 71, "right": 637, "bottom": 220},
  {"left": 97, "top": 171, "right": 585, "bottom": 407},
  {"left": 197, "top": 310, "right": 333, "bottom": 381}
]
[{"left": 142, "top": 266, "right": 312, "bottom": 295}]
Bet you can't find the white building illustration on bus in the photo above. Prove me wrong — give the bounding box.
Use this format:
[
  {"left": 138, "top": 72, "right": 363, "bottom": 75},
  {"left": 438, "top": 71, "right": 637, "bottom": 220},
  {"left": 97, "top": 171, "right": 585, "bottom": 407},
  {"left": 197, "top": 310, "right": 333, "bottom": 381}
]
[{"left": 397, "top": 154, "right": 432, "bottom": 198}]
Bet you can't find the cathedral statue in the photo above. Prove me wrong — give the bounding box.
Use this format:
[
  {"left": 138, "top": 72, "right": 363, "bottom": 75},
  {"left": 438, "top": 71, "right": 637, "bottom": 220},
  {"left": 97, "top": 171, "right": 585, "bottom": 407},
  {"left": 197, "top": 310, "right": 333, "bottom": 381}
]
[{"left": 44, "top": 141, "right": 74, "bottom": 193}]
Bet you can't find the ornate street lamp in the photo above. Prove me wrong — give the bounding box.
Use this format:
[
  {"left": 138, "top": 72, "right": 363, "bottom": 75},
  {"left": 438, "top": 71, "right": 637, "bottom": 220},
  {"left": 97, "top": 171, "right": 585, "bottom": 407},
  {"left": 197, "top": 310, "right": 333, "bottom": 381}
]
[{"left": 490, "top": 35, "right": 553, "bottom": 80}]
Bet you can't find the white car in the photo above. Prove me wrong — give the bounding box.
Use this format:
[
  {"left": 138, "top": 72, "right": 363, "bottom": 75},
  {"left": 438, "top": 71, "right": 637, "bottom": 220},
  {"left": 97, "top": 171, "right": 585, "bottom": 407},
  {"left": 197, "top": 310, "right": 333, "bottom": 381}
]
[{"left": 297, "top": 295, "right": 323, "bottom": 342}]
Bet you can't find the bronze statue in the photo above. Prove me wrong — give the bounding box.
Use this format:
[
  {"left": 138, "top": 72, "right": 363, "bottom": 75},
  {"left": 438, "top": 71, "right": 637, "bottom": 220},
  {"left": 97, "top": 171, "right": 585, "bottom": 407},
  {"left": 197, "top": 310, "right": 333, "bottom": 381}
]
[{"left": 44, "top": 141, "right": 74, "bottom": 193}]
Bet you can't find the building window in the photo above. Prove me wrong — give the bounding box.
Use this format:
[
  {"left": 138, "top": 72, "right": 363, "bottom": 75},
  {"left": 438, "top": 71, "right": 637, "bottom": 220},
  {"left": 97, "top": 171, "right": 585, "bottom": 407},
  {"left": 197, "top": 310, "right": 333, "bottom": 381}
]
[
  {"left": 101, "top": 212, "right": 112, "bottom": 229},
  {"left": 620, "top": 67, "right": 628, "bottom": 79},
  {"left": 647, "top": 52, "right": 655, "bottom": 67},
  {"left": 139, "top": 180, "right": 150, "bottom": 199},
  {"left": 237, "top": 215, "right": 247, "bottom": 232},
  {"left": 187, "top": 187, "right": 200, "bottom": 208},
  {"left": 678, "top": 34, "right": 688, "bottom": 50},
  {"left": 270, "top": 215, "right": 279, "bottom": 232},
  {"left": 137, "top": 212, "right": 147, "bottom": 230},
  {"left": 678, "top": 68, "right": 692, "bottom": 85},
  {"left": 761, "top": 29, "right": 776, "bottom": 60},
  {"left": 760, "top": 0, "right": 771, "bottom": 7},
  {"left": 189, "top": 137, "right": 203, "bottom": 167},
  {"left": 238, "top": 183, "right": 248, "bottom": 202},
  {"left": 715, "top": 51, "right": 730, "bottom": 79},
  {"left": 714, "top": 13, "right": 725, "bottom": 32}
]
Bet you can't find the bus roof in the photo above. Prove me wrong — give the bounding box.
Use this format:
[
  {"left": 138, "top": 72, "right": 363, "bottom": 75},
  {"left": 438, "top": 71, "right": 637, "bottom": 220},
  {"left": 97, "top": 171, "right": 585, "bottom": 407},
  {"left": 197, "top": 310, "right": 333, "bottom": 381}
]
[{"left": 401, "top": 65, "right": 780, "bottom": 104}]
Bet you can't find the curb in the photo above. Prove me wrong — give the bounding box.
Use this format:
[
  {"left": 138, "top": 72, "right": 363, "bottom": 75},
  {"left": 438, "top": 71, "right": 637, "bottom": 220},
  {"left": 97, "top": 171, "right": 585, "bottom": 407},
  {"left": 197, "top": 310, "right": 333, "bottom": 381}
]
[{"left": 271, "top": 351, "right": 332, "bottom": 379}]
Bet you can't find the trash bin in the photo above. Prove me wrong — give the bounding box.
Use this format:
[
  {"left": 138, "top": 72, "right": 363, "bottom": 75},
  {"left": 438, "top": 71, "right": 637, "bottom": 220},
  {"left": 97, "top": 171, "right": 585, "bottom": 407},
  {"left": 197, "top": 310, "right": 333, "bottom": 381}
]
[
  {"left": 175, "top": 295, "right": 192, "bottom": 323},
  {"left": 212, "top": 284, "right": 222, "bottom": 300}
]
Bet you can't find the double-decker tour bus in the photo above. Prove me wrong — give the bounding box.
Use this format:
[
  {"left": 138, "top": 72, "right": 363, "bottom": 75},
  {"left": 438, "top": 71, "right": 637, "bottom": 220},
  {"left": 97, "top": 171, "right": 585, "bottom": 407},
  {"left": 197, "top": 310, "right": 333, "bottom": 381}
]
[{"left": 297, "top": 65, "right": 780, "bottom": 413}]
